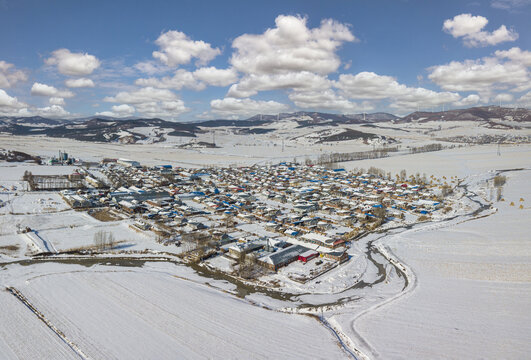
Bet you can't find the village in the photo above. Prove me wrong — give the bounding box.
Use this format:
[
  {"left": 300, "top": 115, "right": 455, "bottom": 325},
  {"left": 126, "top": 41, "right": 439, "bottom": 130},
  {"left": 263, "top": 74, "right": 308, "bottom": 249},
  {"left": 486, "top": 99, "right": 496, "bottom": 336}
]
[
  {"left": 2, "top": 2, "right": 530, "bottom": 357},
  {"left": 9, "top": 152, "right": 451, "bottom": 285}
]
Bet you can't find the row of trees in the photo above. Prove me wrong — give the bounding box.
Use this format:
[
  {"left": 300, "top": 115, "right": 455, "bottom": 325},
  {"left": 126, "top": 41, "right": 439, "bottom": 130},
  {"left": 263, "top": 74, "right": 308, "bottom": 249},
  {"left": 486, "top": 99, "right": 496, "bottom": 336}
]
[
  {"left": 303, "top": 147, "right": 399, "bottom": 166},
  {"left": 300, "top": 144, "right": 446, "bottom": 167},
  {"left": 362, "top": 166, "right": 429, "bottom": 185},
  {"left": 93, "top": 230, "right": 116, "bottom": 250},
  {"left": 409, "top": 143, "right": 444, "bottom": 154}
]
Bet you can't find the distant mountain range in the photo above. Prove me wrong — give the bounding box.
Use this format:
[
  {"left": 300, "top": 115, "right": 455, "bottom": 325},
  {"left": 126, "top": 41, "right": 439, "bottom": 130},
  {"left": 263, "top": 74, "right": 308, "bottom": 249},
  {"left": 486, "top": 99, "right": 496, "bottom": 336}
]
[
  {"left": 0, "top": 106, "right": 528, "bottom": 143},
  {"left": 0, "top": 117, "right": 199, "bottom": 143},
  {"left": 399, "top": 106, "right": 530, "bottom": 123},
  {"left": 196, "top": 111, "right": 398, "bottom": 128}
]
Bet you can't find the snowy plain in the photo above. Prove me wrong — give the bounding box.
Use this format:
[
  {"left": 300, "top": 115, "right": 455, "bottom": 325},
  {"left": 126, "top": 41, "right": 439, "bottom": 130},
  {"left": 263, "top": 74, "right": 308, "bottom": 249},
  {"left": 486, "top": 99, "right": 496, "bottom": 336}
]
[{"left": 0, "top": 262, "right": 346, "bottom": 360}]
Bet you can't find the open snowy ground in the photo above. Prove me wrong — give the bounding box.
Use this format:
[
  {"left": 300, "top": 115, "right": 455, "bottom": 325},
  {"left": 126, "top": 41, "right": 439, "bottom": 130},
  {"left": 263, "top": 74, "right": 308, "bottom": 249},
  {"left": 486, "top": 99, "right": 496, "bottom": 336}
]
[
  {"left": 0, "top": 207, "right": 182, "bottom": 259},
  {"left": 0, "top": 166, "right": 188, "bottom": 258},
  {"left": 1, "top": 117, "right": 530, "bottom": 169},
  {"left": 342, "top": 144, "right": 531, "bottom": 178},
  {"left": 0, "top": 262, "right": 346, "bottom": 360},
  {"left": 0, "top": 162, "right": 81, "bottom": 190},
  {"left": 0, "top": 133, "right": 374, "bottom": 167}
]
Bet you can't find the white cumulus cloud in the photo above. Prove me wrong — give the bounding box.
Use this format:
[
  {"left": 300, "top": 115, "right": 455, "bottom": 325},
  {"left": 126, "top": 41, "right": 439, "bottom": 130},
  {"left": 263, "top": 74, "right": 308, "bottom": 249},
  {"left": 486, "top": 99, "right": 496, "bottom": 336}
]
[
  {"left": 153, "top": 30, "right": 221, "bottom": 67},
  {"left": 49, "top": 97, "right": 65, "bottom": 106},
  {"left": 0, "top": 90, "right": 73, "bottom": 118},
  {"left": 136, "top": 67, "right": 238, "bottom": 90},
  {"left": 104, "top": 87, "right": 177, "bottom": 104},
  {"left": 289, "top": 89, "right": 373, "bottom": 113},
  {"left": 443, "top": 13, "right": 518, "bottom": 47},
  {"left": 334, "top": 71, "right": 460, "bottom": 112},
  {"left": 45, "top": 48, "right": 101, "bottom": 76},
  {"left": 135, "top": 100, "right": 188, "bottom": 119},
  {"left": 493, "top": 93, "right": 514, "bottom": 103},
  {"left": 227, "top": 72, "right": 330, "bottom": 98},
  {"left": 210, "top": 97, "right": 289, "bottom": 119},
  {"left": 495, "top": 47, "right": 531, "bottom": 66},
  {"left": 65, "top": 78, "right": 95, "bottom": 88},
  {"left": 193, "top": 67, "right": 238, "bottom": 87},
  {"left": 224, "top": 15, "right": 355, "bottom": 100},
  {"left": 0, "top": 61, "right": 27, "bottom": 88},
  {"left": 428, "top": 54, "right": 529, "bottom": 92},
  {"left": 104, "top": 87, "right": 188, "bottom": 120},
  {"left": 453, "top": 94, "right": 481, "bottom": 107},
  {"left": 35, "top": 105, "right": 70, "bottom": 118},
  {"left": 0, "top": 89, "right": 27, "bottom": 114},
  {"left": 31, "top": 82, "right": 75, "bottom": 98},
  {"left": 230, "top": 15, "right": 356, "bottom": 76},
  {"left": 517, "top": 91, "right": 531, "bottom": 105},
  {"left": 389, "top": 88, "right": 460, "bottom": 112},
  {"left": 335, "top": 72, "right": 405, "bottom": 99},
  {"left": 96, "top": 104, "right": 136, "bottom": 118}
]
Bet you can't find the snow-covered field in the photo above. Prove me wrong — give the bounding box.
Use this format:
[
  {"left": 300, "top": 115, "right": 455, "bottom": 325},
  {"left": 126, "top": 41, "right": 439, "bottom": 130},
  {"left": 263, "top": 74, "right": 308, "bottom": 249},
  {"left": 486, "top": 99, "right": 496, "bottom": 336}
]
[
  {"left": 0, "top": 163, "right": 81, "bottom": 191},
  {"left": 0, "top": 262, "right": 346, "bottom": 359},
  {"left": 0, "top": 288, "right": 76, "bottom": 359},
  {"left": 342, "top": 144, "right": 531, "bottom": 178},
  {"left": 1, "top": 116, "right": 530, "bottom": 169}
]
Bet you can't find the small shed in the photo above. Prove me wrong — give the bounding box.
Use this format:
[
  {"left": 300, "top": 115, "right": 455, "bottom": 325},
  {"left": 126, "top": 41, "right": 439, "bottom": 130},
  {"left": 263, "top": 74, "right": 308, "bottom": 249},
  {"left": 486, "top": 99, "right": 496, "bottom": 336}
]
[{"left": 298, "top": 250, "right": 319, "bottom": 263}]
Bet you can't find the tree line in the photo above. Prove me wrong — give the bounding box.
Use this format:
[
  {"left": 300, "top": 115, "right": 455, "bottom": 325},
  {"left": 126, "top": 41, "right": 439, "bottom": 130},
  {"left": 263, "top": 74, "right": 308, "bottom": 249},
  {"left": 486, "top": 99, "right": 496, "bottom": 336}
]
[{"left": 305, "top": 147, "right": 399, "bottom": 166}]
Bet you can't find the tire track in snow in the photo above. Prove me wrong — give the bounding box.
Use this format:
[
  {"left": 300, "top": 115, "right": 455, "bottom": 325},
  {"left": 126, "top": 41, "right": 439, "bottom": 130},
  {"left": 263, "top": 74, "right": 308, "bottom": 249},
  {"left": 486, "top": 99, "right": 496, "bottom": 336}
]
[
  {"left": 317, "top": 315, "right": 361, "bottom": 359},
  {"left": 5, "top": 286, "right": 90, "bottom": 360}
]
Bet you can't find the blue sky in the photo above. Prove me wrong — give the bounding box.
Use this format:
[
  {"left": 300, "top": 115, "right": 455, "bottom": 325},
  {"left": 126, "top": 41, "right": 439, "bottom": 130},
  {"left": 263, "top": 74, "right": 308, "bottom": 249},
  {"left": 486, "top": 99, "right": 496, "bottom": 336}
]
[{"left": 0, "top": 0, "right": 530, "bottom": 120}]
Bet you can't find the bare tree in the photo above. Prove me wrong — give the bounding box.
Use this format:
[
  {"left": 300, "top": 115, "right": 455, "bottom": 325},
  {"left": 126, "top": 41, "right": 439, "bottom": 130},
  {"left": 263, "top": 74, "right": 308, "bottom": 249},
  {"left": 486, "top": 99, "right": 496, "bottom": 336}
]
[
  {"left": 493, "top": 175, "right": 506, "bottom": 201},
  {"left": 106, "top": 232, "right": 115, "bottom": 249},
  {"left": 94, "top": 230, "right": 104, "bottom": 250}
]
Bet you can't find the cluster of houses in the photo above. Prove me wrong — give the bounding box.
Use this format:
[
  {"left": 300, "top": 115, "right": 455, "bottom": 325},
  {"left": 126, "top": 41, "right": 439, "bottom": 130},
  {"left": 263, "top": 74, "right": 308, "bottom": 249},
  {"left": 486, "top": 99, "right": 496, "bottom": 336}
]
[{"left": 58, "top": 160, "right": 444, "bottom": 275}]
